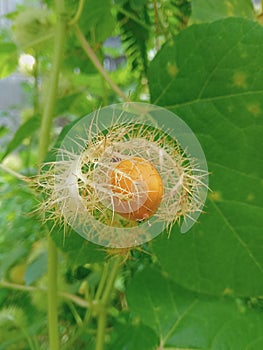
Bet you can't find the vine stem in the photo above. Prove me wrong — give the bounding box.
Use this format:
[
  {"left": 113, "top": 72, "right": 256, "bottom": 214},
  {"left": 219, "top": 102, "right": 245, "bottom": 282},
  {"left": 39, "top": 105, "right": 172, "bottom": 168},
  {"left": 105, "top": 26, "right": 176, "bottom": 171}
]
[
  {"left": 68, "top": 0, "right": 85, "bottom": 26},
  {"left": 95, "top": 309, "right": 107, "bottom": 350},
  {"left": 38, "top": 0, "right": 66, "bottom": 163},
  {"left": 0, "top": 163, "right": 30, "bottom": 182},
  {"left": 95, "top": 256, "right": 122, "bottom": 350},
  {"left": 37, "top": 1, "right": 67, "bottom": 349},
  {"left": 47, "top": 237, "right": 59, "bottom": 350},
  {"left": 74, "top": 25, "right": 130, "bottom": 102},
  {"left": 101, "top": 257, "right": 122, "bottom": 305},
  {"left": 0, "top": 280, "right": 90, "bottom": 308}
]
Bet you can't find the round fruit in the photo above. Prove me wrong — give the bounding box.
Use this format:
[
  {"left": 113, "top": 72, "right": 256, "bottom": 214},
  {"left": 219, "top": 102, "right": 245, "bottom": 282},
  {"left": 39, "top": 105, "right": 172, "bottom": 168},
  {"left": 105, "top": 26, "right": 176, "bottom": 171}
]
[{"left": 110, "top": 157, "right": 163, "bottom": 221}]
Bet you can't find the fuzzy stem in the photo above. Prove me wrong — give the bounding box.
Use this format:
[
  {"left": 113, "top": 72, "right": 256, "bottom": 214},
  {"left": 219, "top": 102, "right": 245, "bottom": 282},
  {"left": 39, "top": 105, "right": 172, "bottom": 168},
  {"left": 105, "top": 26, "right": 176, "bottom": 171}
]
[
  {"left": 37, "top": 1, "right": 67, "bottom": 349},
  {"left": 75, "top": 25, "right": 130, "bottom": 102}
]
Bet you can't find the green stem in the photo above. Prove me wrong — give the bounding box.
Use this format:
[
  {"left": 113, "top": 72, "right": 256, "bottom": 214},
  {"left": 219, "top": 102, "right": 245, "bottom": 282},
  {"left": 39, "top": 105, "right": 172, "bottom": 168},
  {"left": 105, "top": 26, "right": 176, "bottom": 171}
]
[
  {"left": 37, "top": 1, "right": 67, "bottom": 350},
  {"left": 38, "top": 0, "right": 66, "bottom": 163},
  {"left": 101, "top": 257, "right": 122, "bottom": 305},
  {"left": 67, "top": 302, "right": 83, "bottom": 327},
  {"left": 95, "top": 262, "right": 109, "bottom": 301},
  {"left": 95, "top": 256, "right": 122, "bottom": 350},
  {"left": 0, "top": 280, "right": 90, "bottom": 308},
  {"left": 95, "top": 309, "right": 107, "bottom": 350},
  {"left": 75, "top": 25, "right": 130, "bottom": 102},
  {"left": 47, "top": 236, "right": 60, "bottom": 350},
  {"left": 0, "top": 163, "right": 30, "bottom": 182},
  {"left": 68, "top": 0, "right": 85, "bottom": 26}
]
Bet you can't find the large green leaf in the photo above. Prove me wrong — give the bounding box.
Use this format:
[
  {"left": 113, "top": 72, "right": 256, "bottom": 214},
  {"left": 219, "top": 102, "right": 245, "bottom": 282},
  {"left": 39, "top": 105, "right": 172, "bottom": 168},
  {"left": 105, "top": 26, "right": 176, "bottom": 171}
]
[
  {"left": 127, "top": 267, "right": 263, "bottom": 349},
  {"left": 107, "top": 323, "right": 159, "bottom": 350},
  {"left": 149, "top": 18, "right": 263, "bottom": 296},
  {"left": 191, "top": 0, "right": 255, "bottom": 23}
]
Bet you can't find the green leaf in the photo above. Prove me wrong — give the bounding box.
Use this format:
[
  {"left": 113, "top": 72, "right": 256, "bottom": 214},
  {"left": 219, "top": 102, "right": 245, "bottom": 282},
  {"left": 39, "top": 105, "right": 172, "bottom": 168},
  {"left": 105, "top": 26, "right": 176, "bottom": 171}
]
[
  {"left": 107, "top": 323, "right": 159, "bottom": 350},
  {"left": 191, "top": 0, "right": 255, "bottom": 23},
  {"left": 127, "top": 266, "right": 194, "bottom": 342},
  {"left": 1, "top": 115, "right": 40, "bottom": 161},
  {"left": 149, "top": 18, "right": 263, "bottom": 296},
  {"left": 79, "top": 0, "right": 115, "bottom": 42},
  {"left": 127, "top": 267, "right": 263, "bottom": 349},
  {"left": 116, "top": 1, "right": 149, "bottom": 74},
  {"left": 0, "top": 42, "right": 17, "bottom": 79},
  {"left": 24, "top": 252, "right": 48, "bottom": 285}
]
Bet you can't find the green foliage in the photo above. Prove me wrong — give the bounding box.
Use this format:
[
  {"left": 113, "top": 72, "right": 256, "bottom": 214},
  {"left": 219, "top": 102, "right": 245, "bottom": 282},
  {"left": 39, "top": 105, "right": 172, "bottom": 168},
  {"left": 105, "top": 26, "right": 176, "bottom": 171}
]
[
  {"left": 0, "top": 178, "right": 42, "bottom": 279},
  {"left": 107, "top": 323, "right": 159, "bottom": 350},
  {"left": 12, "top": 7, "right": 55, "bottom": 50},
  {"left": 191, "top": 0, "right": 255, "bottom": 22},
  {"left": 149, "top": 17, "right": 263, "bottom": 297},
  {"left": 116, "top": 1, "right": 150, "bottom": 74},
  {"left": 127, "top": 267, "right": 263, "bottom": 349},
  {"left": 0, "top": 42, "right": 17, "bottom": 78},
  {"left": 78, "top": 0, "right": 115, "bottom": 43},
  {"left": 1, "top": 115, "right": 40, "bottom": 161},
  {"left": 0, "top": 1, "right": 262, "bottom": 349}
]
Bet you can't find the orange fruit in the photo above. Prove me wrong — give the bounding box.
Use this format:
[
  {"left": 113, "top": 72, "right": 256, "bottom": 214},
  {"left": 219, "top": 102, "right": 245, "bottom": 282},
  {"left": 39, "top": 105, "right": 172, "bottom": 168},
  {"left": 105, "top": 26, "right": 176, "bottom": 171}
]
[{"left": 110, "top": 157, "right": 163, "bottom": 221}]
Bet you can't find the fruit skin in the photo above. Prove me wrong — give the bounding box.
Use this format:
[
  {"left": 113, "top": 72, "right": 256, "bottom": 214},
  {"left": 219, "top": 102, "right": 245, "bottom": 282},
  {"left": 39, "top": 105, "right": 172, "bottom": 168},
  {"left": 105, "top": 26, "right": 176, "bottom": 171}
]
[{"left": 110, "top": 157, "right": 163, "bottom": 221}]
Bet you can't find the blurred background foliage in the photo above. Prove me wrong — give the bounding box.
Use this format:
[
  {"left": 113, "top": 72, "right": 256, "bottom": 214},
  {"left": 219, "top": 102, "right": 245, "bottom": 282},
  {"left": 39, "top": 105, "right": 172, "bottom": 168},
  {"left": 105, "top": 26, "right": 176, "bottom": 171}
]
[{"left": 1, "top": 0, "right": 263, "bottom": 349}]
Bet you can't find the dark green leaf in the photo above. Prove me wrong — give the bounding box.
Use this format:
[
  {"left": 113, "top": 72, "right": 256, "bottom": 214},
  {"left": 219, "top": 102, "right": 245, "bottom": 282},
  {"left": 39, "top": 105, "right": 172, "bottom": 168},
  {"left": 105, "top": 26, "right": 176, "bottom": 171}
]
[
  {"left": 149, "top": 18, "right": 263, "bottom": 296},
  {"left": 127, "top": 266, "right": 194, "bottom": 341},
  {"left": 191, "top": 0, "right": 255, "bottom": 23},
  {"left": 127, "top": 267, "right": 263, "bottom": 349},
  {"left": 107, "top": 323, "right": 159, "bottom": 350}
]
